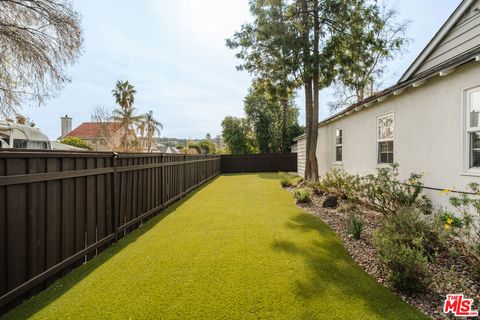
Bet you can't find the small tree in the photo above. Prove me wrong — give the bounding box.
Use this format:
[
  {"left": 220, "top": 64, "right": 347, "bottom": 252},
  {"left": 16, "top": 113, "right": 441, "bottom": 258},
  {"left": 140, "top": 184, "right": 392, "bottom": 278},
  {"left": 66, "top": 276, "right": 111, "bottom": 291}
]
[
  {"left": 143, "top": 110, "right": 163, "bottom": 152},
  {"left": 221, "top": 116, "right": 255, "bottom": 154}
]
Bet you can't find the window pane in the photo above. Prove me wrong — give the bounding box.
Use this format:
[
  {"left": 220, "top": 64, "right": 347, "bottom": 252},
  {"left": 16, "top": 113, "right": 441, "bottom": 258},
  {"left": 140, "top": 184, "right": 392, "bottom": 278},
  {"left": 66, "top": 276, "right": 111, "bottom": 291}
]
[
  {"left": 471, "top": 132, "right": 480, "bottom": 168},
  {"left": 387, "top": 141, "right": 394, "bottom": 152},
  {"left": 13, "top": 139, "right": 27, "bottom": 149},
  {"left": 336, "top": 129, "right": 342, "bottom": 145},
  {"left": 378, "top": 142, "right": 394, "bottom": 164},
  {"left": 471, "top": 91, "right": 480, "bottom": 128},
  {"left": 378, "top": 115, "right": 394, "bottom": 140},
  {"left": 387, "top": 152, "right": 394, "bottom": 164},
  {"left": 336, "top": 146, "right": 342, "bottom": 162}
]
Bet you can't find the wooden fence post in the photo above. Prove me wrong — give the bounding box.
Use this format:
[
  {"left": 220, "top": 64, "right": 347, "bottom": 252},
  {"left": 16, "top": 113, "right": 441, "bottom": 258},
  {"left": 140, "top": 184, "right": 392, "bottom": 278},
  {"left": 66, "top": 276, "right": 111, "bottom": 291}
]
[{"left": 111, "top": 152, "right": 119, "bottom": 243}]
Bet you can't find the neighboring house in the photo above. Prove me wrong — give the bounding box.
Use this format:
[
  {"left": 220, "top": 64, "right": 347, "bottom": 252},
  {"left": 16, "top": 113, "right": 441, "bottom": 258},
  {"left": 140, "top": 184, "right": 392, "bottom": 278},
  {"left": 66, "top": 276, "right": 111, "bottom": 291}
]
[
  {"left": 0, "top": 120, "right": 51, "bottom": 150},
  {"left": 291, "top": 0, "right": 480, "bottom": 205},
  {"left": 62, "top": 122, "right": 123, "bottom": 151}
]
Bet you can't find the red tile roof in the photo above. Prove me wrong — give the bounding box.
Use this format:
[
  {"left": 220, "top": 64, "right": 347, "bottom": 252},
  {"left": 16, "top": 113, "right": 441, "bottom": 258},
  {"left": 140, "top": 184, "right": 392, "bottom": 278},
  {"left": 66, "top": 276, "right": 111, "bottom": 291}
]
[{"left": 64, "top": 122, "right": 122, "bottom": 139}]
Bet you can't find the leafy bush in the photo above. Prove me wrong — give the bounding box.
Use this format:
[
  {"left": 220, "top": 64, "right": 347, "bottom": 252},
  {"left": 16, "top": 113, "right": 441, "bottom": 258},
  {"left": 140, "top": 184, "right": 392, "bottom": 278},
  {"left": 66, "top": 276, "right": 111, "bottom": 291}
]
[
  {"left": 293, "top": 188, "right": 311, "bottom": 204},
  {"left": 362, "top": 163, "right": 432, "bottom": 215},
  {"left": 317, "top": 164, "right": 432, "bottom": 216},
  {"left": 374, "top": 207, "right": 437, "bottom": 292},
  {"left": 317, "top": 169, "right": 361, "bottom": 201},
  {"left": 60, "top": 137, "right": 92, "bottom": 150},
  {"left": 347, "top": 213, "right": 363, "bottom": 240},
  {"left": 436, "top": 210, "right": 463, "bottom": 229},
  {"left": 279, "top": 172, "right": 303, "bottom": 188},
  {"left": 440, "top": 183, "right": 480, "bottom": 274}
]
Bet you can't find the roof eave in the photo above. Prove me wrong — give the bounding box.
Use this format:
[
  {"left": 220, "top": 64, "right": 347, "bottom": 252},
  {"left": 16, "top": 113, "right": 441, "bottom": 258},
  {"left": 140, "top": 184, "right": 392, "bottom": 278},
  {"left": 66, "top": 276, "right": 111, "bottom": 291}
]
[{"left": 399, "top": 0, "right": 473, "bottom": 82}]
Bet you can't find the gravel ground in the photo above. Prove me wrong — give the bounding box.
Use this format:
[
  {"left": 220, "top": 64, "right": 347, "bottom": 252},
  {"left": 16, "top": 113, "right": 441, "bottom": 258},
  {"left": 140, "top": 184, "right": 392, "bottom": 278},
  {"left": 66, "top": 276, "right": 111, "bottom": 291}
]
[{"left": 293, "top": 191, "right": 480, "bottom": 319}]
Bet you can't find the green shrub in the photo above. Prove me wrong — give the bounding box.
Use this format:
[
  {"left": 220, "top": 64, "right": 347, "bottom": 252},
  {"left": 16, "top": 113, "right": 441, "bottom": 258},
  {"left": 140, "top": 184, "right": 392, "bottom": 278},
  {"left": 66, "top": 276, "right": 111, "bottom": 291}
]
[
  {"left": 386, "top": 246, "right": 430, "bottom": 292},
  {"left": 362, "top": 163, "right": 432, "bottom": 216},
  {"left": 279, "top": 172, "right": 303, "bottom": 188},
  {"left": 374, "top": 207, "right": 436, "bottom": 292},
  {"left": 440, "top": 183, "right": 480, "bottom": 274},
  {"left": 293, "top": 188, "right": 311, "bottom": 204},
  {"left": 347, "top": 213, "right": 363, "bottom": 240},
  {"left": 317, "top": 169, "right": 361, "bottom": 201},
  {"left": 60, "top": 137, "right": 92, "bottom": 150}
]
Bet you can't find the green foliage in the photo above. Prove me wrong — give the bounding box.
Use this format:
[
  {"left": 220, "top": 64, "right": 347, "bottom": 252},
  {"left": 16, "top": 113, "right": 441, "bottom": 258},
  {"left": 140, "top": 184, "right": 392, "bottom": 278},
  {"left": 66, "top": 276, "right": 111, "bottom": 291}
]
[
  {"left": 244, "top": 79, "right": 302, "bottom": 153},
  {"left": 439, "top": 183, "right": 480, "bottom": 273},
  {"left": 316, "top": 165, "right": 433, "bottom": 216},
  {"left": 279, "top": 172, "right": 303, "bottom": 188},
  {"left": 362, "top": 164, "right": 432, "bottom": 215},
  {"left": 317, "top": 169, "right": 361, "bottom": 201},
  {"left": 197, "top": 140, "right": 216, "bottom": 154},
  {"left": 293, "top": 188, "right": 311, "bottom": 204},
  {"left": 436, "top": 210, "right": 464, "bottom": 229},
  {"left": 221, "top": 116, "right": 255, "bottom": 154},
  {"left": 374, "top": 207, "right": 434, "bottom": 292},
  {"left": 112, "top": 80, "right": 143, "bottom": 151},
  {"left": 347, "top": 213, "right": 363, "bottom": 240},
  {"left": 60, "top": 137, "right": 92, "bottom": 150}
]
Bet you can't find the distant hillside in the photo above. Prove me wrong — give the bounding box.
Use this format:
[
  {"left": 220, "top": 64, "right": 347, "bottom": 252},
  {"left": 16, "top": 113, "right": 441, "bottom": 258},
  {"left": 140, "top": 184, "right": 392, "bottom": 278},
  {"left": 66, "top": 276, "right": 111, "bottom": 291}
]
[{"left": 154, "top": 136, "right": 224, "bottom": 150}]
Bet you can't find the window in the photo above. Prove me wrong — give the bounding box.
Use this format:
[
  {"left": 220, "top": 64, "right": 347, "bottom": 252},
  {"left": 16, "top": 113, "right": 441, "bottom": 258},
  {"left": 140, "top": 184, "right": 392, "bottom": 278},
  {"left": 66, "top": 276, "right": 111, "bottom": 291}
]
[
  {"left": 335, "top": 129, "right": 342, "bottom": 162},
  {"left": 377, "top": 113, "right": 394, "bottom": 164},
  {"left": 13, "top": 139, "right": 28, "bottom": 149},
  {"left": 466, "top": 88, "right": 480, "bottom": 169},
  {"left": 28, "top": 141, "right": 48, "bottom": 150}
]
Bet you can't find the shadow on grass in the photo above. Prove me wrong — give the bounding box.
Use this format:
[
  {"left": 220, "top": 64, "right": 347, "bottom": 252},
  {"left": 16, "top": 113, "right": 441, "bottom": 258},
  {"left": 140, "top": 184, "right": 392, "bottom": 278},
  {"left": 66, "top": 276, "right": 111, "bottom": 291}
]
[
  {"left": 273, "top": 212, "right": 426, "bottom": 320},
  {"left": 3, "top": 176, "right": 219, "bottom": 320}
]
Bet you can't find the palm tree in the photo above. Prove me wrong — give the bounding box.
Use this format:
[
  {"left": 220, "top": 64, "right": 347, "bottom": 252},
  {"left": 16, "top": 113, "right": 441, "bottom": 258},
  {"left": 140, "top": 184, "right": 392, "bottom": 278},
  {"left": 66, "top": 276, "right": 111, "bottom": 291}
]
[
  {"left": 112, "top": 81, "right": 141, "bottom": 151},
  {"left": 143, "top": 110, "right": 163, "bottom": 152},
  {"left": 112, "top": 80, "right": 136, "bottom": 111}
]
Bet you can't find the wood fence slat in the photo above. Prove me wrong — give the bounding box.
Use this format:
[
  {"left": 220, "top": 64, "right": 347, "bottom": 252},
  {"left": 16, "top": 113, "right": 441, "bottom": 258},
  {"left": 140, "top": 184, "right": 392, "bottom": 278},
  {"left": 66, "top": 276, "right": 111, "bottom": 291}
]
[
  {"left": 85, "top": 158, "right": 97, "bottom": 260},
  {"left": 45, "top": 158, "right": 62, "bottom": 286},
  {"left": 61, "top": 158, "right": 75, "bottom": 275},
  {"left": 0, "top": 158, "right": 6, "bottom": 298}
]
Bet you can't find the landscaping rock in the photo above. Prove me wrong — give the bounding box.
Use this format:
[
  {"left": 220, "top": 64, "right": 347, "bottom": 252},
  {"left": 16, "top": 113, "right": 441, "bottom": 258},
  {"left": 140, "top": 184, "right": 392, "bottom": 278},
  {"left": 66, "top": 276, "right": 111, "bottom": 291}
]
[{"left": 322, "top": 195, "right": 338, "bottom": 208}]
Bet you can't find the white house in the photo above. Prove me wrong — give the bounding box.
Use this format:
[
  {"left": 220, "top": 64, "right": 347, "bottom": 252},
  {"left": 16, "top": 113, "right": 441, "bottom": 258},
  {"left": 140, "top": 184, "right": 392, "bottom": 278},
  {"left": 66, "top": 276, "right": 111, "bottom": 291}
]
[{"left": 291, "top": 0, "right": 480, "bottom": 205}]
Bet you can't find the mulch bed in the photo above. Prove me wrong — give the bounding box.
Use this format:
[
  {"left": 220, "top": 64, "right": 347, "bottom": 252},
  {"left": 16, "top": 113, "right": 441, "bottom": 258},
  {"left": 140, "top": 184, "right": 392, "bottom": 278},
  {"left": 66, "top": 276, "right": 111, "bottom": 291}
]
[{"left": 291, "top": 190, "right": 480, "bottom": 319}]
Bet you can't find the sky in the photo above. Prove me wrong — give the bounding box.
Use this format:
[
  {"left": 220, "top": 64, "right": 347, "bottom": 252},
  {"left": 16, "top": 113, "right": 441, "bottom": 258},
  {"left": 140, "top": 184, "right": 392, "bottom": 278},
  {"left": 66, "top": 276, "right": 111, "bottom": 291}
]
[{"left": 22, "top": 0, "right": 460, "bottom": 140}]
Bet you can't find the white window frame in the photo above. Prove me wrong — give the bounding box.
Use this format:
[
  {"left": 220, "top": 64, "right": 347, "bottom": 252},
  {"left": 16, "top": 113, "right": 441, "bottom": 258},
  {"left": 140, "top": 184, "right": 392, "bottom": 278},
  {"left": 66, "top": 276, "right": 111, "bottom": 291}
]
[
  {"left": 376, "top": 113, "right": 394, "bottom": 165},
  {"left": 334, "top": 128, "right": 343, "bottom": 164},
  {"left": 463, "top": 86, "right": 480, "bottom": 174}
]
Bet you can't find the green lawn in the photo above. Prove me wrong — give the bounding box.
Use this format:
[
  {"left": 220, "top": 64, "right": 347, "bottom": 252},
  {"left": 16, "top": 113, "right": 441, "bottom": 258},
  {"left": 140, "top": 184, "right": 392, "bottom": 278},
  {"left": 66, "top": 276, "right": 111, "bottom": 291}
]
[{"left": 4, "top": 173, "right": 426, "bottom": 320}]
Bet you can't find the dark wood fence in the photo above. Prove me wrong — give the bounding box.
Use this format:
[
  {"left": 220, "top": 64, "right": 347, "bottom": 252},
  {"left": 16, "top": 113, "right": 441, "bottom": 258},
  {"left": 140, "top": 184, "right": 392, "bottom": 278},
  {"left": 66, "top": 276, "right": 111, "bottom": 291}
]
[
  {"left": 0, "top": 151, "right": 220, "bottom": 312},
  {"left": 220, "top": 153, "right": 297, "bottom": 173}
]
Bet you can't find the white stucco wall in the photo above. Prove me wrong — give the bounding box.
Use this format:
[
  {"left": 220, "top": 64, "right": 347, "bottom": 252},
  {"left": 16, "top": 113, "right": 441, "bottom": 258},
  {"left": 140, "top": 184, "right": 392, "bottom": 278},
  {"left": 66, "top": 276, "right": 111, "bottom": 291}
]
[{"left": 315, "top": 61, "right": 480, "bottom": 206}]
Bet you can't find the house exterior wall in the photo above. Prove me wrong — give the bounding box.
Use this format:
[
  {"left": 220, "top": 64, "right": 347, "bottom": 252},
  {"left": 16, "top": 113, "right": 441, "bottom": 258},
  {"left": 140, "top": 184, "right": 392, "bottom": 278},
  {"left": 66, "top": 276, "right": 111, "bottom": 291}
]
[
  {"left": 293, "top": 138, "right": 306, "bottom": 177},
  {"left": 311, "top": 61, "right": 480, "bottom": 206},
  {"left": 291, "top": 140, "right": 306, "bottom": 177}
]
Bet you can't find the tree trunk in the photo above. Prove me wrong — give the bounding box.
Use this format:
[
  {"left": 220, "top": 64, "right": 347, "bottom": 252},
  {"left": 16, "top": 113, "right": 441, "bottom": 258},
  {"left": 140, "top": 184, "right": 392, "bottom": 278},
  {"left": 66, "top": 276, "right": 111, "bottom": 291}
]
[
  {"left": 309, "top": 0, "right": 320, "bottom": 181},
  {"left": 301, "top": 0, "right": 312, "bottom": 179}
]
